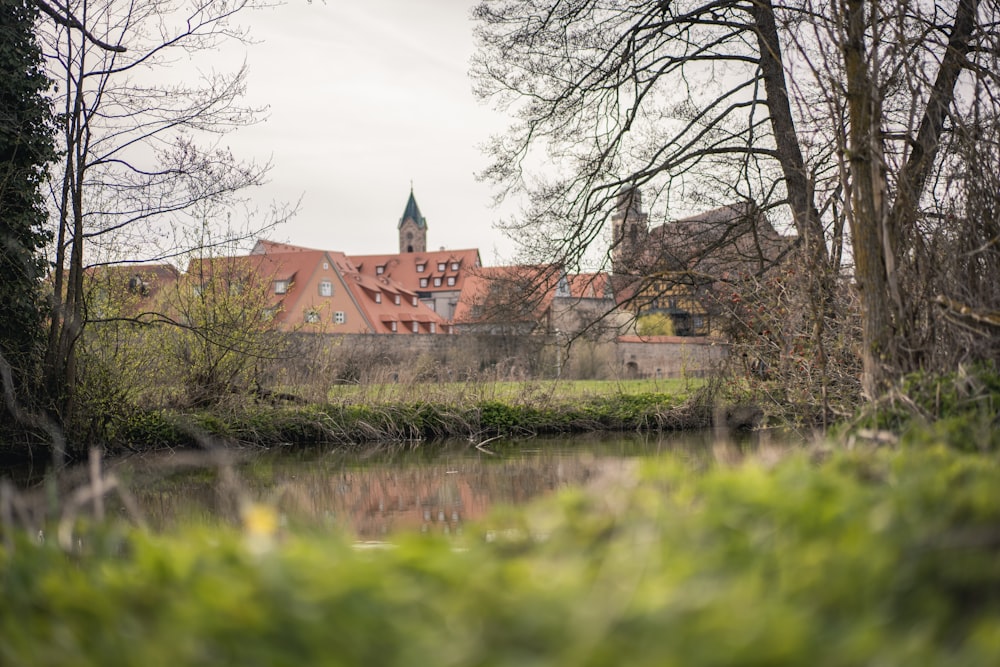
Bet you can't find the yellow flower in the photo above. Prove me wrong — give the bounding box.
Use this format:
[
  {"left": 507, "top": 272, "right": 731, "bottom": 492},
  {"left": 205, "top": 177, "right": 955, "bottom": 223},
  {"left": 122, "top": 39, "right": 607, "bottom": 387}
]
[{"left": 242, "top": 503, "right": 278, "bottom": 540}]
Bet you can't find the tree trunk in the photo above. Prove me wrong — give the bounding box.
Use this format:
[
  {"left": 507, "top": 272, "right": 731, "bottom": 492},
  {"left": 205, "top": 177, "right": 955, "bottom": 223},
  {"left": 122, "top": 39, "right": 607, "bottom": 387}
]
[
  {"left": 842, "top": 0, "right": 896, "bottom": 398},
  {"left": 751, "top": 0, "right": 829, "bottom": 273}
]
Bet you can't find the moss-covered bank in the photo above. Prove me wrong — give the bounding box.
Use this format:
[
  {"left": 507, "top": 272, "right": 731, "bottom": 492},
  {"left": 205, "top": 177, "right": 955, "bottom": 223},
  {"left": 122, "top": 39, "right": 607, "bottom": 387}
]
[{"left": 109, "top": 391, "right": 711, "bottom": 452}]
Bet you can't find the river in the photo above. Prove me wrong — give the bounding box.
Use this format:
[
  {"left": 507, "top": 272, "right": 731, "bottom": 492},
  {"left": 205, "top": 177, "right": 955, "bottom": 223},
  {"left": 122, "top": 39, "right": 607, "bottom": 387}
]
[{"left": 91, "top": 430, "right": 785, "bottom": 539}]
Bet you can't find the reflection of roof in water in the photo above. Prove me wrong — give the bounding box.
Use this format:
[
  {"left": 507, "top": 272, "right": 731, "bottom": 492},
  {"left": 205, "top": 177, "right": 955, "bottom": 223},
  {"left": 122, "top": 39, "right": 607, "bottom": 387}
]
[{"left": 120, "top": 450, "right": 641, "bottom": 539}]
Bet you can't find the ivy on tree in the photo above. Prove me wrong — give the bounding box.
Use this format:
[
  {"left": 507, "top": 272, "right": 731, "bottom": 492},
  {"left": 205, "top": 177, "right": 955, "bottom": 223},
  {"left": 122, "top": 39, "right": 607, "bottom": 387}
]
[{"left": 0, "top": 0, "right": 56, "bottom": 411}]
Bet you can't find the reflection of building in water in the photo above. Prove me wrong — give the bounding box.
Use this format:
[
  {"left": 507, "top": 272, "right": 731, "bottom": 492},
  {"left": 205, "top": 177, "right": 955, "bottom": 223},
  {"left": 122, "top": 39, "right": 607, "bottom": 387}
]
[
  {"left": 332, "top": 470, "right": 484, "bottom": 538},
  {"left": 119, "top": 453, "right": 639, "bottom": 539},
  {"left": 271, "top": 457, "right": 636, "bottom": 539}
]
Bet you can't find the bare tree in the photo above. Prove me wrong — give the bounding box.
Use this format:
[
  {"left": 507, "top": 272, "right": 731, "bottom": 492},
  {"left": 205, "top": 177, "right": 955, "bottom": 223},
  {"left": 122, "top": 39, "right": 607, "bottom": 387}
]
[
  {"left": 473, "top": 0, "right": 1000, "bottom": 399},
  {"left": 37, "top": 0, "right": 291, "bottom": 421}
]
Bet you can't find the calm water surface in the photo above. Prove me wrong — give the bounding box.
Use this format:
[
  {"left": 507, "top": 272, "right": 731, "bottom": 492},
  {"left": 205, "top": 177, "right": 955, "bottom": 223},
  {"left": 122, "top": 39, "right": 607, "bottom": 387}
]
[{"left": 105, "top": 430, "right": 788, "bottom": 538}]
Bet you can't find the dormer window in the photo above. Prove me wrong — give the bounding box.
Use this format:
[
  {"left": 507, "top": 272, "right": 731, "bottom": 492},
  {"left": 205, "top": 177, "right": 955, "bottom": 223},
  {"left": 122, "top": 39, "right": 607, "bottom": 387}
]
[
  {"left": 412, "top": 321, "right": 419, "bottom": 333},
  {"left": 429, "top": 322, "right": 436, "bottom": 333},
  {"left": 437, "top": 262, "right": 446, "bottom": 271},
  {"left": 419, "top": 278, "right": 428, "bottom": 288},
  {"left": 274, "top": 280, "right": 288, "bottom": 295},
  {"left": 389, "top": 321, "right": 397, "bottom": 332},
  {"left": 394, "top": 294, "right": 400, "bottom": 305},
  {"left": 446, "top": 276, "right": 456, "bottom": 286},
  {"left": 319, "top": 280, "right": 333, "bottom": 297},
  {"left": 416, "top": 263, "right": 426, "bottom": 273},
  {"left": 412, "top": 296, "right": 418, "bottom": 306},
  {"left": 433, "top": 277, "right": 442, "bottom": 287},
  {"left": 450, "top": 262, "right": 459, "bottom": 271},
  {"left": 374, "top": 292, "right": 382, "bottom": 304},
  {"left": 376, "top": 265, "right": 385, "bottom": 275}
]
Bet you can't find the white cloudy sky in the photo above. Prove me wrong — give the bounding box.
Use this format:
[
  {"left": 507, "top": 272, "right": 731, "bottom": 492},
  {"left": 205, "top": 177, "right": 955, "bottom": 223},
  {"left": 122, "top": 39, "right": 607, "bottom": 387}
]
[{"left": 225, "top": 1, "right": 517, "bottom": 262}]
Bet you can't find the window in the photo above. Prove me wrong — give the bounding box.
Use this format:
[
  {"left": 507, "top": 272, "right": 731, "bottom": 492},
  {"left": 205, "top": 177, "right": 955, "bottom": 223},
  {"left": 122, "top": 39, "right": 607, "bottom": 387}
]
[
  {"left": 433, "top": 277, "right": 442, "bottom": 287},
  {"left": 394, "top": 294, "right": 400, "bottom": 305},
  {"left": 274, "top": 280, "right": 288, "bottom": 295},
  {"left": 319, "top": 280, "right": 333, "bottom": 297},
  {"left": 416, "top": 263, "right": 426, "bottom": 273},
  {"left": 419, "top": 278, "right": 428, "bottom": 288},
  {"left": 376, "top": 265, "right": 385, "bottom": 275},
  {"left": 412, "top": 321, "right": 419, "bottom": 333},
  {"left": 334, "top": 311, "right": 346, "bottom": 324},
  {"left": 437, "top": 262, "right": 446, "bottom": 271},
  {"left": 389, "top": 321, "right": 397, "bottom": 332},
  {"left": 429, "top": 322, "right": 436, "bottom": 333},
  {"left": 450, "top": 262, "right": 459, "bottom": 271},
  {"left": 446, "top": 276, "right": 456, "bottom": 286},
  {"left": 304, "top": 309, "right": 320, "bottom": 324},
  {"left": 262, "top": 307, "right": 277, "bottom": 321},
  {"left": 322, "top": 261, "right": 329, "bottom": 270},
  {"left": 374, "top": 292, "right": 382, "bottom": 303},
  {"left": 412, "top": 296, "right": 418, "bottom": 306}
]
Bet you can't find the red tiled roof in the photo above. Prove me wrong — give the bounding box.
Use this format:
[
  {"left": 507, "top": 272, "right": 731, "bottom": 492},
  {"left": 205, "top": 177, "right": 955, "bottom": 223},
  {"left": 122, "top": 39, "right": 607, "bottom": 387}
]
[
  {"left": 237, "top": 240, "right": 461, "bottom": 334},
  {"left": 349, "top": 248, "right": 481, "bottom": 295},
  {"left": 453, "top": 264, "right": 562, "bottom": 325},
  {"left": 331, "top": 251, "right": 449, "bottom": 335},
  {"left": 565, "top": 272, "right": 612, "bottom": 300}
]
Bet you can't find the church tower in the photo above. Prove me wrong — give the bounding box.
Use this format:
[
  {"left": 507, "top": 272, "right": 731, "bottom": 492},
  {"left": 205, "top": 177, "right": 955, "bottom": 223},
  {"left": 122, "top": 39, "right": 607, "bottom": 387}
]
[
  {"left": 398, "top": 188, "right": 428, "bottom": 254},
  {"left": 610, "top": 188, "right": 648, "bottom": 274}
]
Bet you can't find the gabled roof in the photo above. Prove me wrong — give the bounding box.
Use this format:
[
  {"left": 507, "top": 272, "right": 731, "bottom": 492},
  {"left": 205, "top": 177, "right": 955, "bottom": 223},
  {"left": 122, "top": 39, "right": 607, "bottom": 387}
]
[
  {"left": 398, "top": 189, "right": 426, "bottom": 230},
  {"left": 250, "top": 239, "right": 320, "bottom": 255},
  {"left": 329, "top": 251, "right": 449, "bottom": 334},
  {"left": 349, "top": 248, "right": 481, "bottom": 295},
  {"left": 453, "top": 264, "right": 562, "bottom": 326},
  {"left": 186, "top": 250, "right": 329, "bottom": 328},
  {"left": 83, "top": 262, "right": 181, "bottom": 310},
  {"left": 646, "top": 202, "right": 796, "bottom": 278},
  {"left": 563, "top": 273, "right": 613, "bottom": 300},
  {"left": 247, "top": 240, "right": 450, "bottom": 333},
  {"left": 86, "top": 262, "right": 180, "bottom": 284}
]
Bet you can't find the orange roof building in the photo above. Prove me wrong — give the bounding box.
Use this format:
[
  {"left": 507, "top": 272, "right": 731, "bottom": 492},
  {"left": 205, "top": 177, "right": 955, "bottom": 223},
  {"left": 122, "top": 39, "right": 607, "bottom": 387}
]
[
  {"left": 347, "top": 190, "right": 482, "bottom": 321},
  {"left": 189, "top": 246, "right": 451, "bottom": 335}
]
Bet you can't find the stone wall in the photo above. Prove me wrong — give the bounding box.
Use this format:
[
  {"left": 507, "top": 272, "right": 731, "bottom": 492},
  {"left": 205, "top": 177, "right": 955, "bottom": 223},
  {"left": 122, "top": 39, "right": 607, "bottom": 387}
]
[
  {"left": 615, "top": 336, "right": 729, "bottom": 379},
  {"left": 275, "top": 332, "right": 727, "bottom": 384}
]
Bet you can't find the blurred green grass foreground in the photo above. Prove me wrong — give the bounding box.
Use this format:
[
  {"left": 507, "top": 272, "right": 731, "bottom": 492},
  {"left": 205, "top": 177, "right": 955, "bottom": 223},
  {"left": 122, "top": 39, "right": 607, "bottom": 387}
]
[{"left": 4, "top": 439, "right": 1000, "bottom": 666}]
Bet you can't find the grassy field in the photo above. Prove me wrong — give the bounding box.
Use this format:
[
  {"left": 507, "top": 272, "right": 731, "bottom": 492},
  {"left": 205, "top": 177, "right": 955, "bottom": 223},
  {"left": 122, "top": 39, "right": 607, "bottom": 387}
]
[{"left": 325, "top": 377, "right": 702, "bottom": 404}]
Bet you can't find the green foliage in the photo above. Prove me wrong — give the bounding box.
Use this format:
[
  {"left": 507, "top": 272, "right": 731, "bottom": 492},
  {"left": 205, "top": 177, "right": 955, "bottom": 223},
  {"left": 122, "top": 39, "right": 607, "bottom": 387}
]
[
  {"left": 0, "top": 0, "right": 55, "bottom": 408},
  {"left": 163, "top": 265, "right": 289, "bottom": 408},
  {"left": 636, "top": 312, "right": 675, "bottom": 337},
  {"left": 101, "top": 390, "right": 699, "bottom": 452},
  {"left": 848, "top": 364, "right": 1000, "bottom": 451},
  {"left": 5, "top": 445, "right": 1000, "bottom": 665}
]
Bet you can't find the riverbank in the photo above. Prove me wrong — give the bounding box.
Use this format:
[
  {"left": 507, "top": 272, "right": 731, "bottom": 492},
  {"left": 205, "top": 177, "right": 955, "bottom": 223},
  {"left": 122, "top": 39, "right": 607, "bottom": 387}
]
[
  {"left": 3, "top": 368, "right": 1000, "bottom": 664},
  {"left": 110, "top": 390, "right": 715, "bottom": 452},
  {"left": 3, "top": 436, "right": 1000, "bottom": 665}
]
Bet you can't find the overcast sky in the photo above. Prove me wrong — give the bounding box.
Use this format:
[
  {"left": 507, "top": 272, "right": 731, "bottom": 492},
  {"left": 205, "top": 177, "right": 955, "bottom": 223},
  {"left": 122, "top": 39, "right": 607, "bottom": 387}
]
[{"left": 226, "top": 1, "right": 516, "bottom": 263}]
